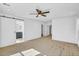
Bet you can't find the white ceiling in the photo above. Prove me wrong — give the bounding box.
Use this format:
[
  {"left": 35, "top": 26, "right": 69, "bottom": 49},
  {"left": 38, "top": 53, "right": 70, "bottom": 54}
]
[{"left": 0, "top": 3, "right": 79, "bottom": 22}]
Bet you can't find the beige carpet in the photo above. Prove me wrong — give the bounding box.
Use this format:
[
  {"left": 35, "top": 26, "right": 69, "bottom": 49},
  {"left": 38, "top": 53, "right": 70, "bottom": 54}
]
[{"left": 0, "top": 36, "right": 79, "bottom": 56}]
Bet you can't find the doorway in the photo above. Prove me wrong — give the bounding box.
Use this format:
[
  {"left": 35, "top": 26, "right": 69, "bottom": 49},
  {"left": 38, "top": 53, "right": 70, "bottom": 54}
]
[
  {"left": 49, "top": 25, "right": 52, "bottom": 36},
  {"left": 15, "top": 20, "right": 24, "bottom": 43},
  {"left": 41, "top": 24, "right": 43, "bottom": 37}
]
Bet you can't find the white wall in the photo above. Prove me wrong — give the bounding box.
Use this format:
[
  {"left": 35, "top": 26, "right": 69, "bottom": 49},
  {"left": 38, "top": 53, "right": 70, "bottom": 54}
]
[
  {"left": 24, "top": 19, "right": 41, "bottom": 41},
  {"left": 52, "top": 17, "right": 77, "bottom": 44},
  {"left": 0, "top": 17, "right": 16, "bottom": 47},
  {"left": 76, "top": 19, "right": 79, "bottom": 46},
  {"left": 16, "top": 20, "right": 24, "bottom": 32},
  {"left": 0, "top": 18, "right": 1, "bottom": 47}
]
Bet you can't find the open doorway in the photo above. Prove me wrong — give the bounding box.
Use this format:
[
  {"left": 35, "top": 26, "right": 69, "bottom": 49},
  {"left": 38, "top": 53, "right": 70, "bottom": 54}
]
[
  {"left": 49, "top": 25, "right": 52, "bottom": 36},
  {"left": 15, "top": 20, "right": 24, "bottom": 43},
  {"left": 41, "top": 24, "right": 43, "bottom": 37}
]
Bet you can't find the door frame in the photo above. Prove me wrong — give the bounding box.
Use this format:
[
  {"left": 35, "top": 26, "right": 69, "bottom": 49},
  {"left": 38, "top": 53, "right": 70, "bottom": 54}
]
[{"left": 41, "top": 24, "right": 43, "bottom": 37}]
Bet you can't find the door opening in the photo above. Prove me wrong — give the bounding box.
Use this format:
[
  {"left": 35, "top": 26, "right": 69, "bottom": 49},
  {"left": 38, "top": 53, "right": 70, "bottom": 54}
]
[
  {"left": 49, "top": 25, "right": 52, "bottom": 36},
  {"left": 41, "top": 24, "right": 43, "bottom": 37}
]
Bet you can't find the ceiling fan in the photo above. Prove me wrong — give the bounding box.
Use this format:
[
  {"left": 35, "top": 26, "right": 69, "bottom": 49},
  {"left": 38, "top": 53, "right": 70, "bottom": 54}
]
[{"left": 30, "top": 9, "right": 50, "bottom": 17}]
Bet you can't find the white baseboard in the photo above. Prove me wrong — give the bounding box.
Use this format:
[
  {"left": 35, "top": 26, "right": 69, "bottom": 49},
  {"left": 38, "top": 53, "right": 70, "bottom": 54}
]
[
  {"left": 53, "top": 38, "right": 77, "bottom": 45},
  {"left": 0, "top": 42, "right": 16, "bottom": 48}
]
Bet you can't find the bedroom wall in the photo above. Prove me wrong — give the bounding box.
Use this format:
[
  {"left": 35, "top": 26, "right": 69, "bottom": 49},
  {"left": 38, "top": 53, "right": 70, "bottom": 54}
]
[
  {"left": 52, "top": 16, "right": 77, "bottom": 44},
  {"left": 24, "top": 19, "right": 41, "bottom": 41},
  {"left": 0, "top": 17, "right": 16, "bottom": 47},
  {"left": 76, "top": 18, "right": 79, "bottom": 46},
  {"left": 0, "top": 18, "right": 1, "bottom": 47}
]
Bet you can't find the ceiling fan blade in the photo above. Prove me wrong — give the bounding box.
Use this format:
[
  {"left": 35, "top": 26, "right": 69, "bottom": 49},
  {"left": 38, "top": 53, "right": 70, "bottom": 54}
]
[
  {"left": 36, "top": 9, "right": 42, "bottom": 13},
  {"left": 43, "top": 11, "right": 50, "bottom": 14},
  {"left": 41, "top": 14, "right": 46, "bottom": 17},
  {"left": 36, "top": 9, "right": 39, "bottom": 11}
]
